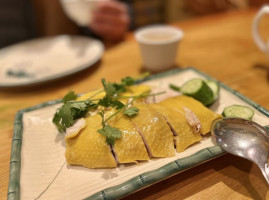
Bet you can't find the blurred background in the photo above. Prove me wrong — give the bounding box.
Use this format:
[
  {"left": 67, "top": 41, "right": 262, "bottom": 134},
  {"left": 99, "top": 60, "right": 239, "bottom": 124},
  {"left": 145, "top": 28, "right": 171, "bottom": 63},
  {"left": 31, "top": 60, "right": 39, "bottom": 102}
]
[{"left": 1, "top": 0, "right": 269, "bottom": 48}]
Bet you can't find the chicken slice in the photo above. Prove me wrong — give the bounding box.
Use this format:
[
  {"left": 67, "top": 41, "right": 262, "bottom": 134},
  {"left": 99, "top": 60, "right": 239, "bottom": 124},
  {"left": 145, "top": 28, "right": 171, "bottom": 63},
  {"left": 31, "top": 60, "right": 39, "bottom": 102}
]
[
  {"left": 77, "top": 85, "right": 151, "bottom": 106},
  {"left": 130, "top": 104, "right": 175, "bottom": 158},
  {"left": 65, "top": 114, "right": 117, "bottom": 168},
  {"left": 108, "top": 112, "right": 150, "bottom": 164},
  {"left": 123, "top": 85, "right": 151, "bottom": 97},
  {"left": 150, "top": 104, "right": 202, "bottom": 152},
  {"left": 65, "top": 118, "right": 87, "bottom": 139},
  {"left": 160, "top": 95, "right": 221, "bottom": 135},
  {"left": 119, "top": 85, "right": 152, "bottom": 104}
]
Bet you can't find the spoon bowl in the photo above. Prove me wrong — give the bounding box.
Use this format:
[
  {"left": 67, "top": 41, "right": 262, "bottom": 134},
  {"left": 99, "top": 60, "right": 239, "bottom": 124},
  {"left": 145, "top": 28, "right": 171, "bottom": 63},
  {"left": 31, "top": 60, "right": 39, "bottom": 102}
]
[{"left": 211, "top": 117, "right": 269, "bottom": 185}]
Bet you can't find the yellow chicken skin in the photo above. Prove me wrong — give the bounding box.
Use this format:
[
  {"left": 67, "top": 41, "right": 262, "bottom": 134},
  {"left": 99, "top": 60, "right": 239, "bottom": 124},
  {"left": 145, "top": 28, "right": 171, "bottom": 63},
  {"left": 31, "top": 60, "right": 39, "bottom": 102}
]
[
  {"left": 65, "top": 115, "right": 117, "bottom": 168},
  {"left": 150, "top": 104, "right": 202, "bottom": 152},
  {"left": 160, "top": 96, "right": 221, "bottom": 135},
  {"left": 65, "top": 85, "right": 151, "bottom": 168},
  {"left": 64, "top": 84, "right": 220, "bottom": 169},
  {"left": 130, "top": 104, "right": 175, "bottom": 158},
  {"left": 117, "top": 85, "right": 152, "bottom": 104},
  {"left": 123, "top": 85, "right": 151, "bottom": 97},
  {"left": 108, "top": 113, "right": 150, "bottom": 164},
  {"left": 76, "top": 85, "right": 151, "bottom": 103}
]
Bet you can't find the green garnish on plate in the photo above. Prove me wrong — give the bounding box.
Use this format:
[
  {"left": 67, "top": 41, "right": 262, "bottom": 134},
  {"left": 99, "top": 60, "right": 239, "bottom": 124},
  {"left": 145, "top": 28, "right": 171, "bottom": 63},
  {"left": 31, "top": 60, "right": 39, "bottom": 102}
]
[{"left": 53, "top": 73, "right": 165, "bottom": 145}]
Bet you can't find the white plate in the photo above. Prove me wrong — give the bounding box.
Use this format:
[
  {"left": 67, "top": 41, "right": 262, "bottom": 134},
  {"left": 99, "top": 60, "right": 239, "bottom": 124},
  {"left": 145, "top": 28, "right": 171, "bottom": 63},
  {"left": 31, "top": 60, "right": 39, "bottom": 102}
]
[
  {"left": 0, "top": 35, "right": 104, "bottom": 88},
  {"left": 9, "top": 68, "right": 269, "bottom": 200}
]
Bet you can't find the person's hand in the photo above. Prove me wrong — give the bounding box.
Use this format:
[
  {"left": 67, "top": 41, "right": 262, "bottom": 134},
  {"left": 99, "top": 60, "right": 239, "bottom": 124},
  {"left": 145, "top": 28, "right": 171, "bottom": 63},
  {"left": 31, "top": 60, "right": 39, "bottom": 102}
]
[{"left": 90, "top": 0, "right": 130, "bottom": 41}]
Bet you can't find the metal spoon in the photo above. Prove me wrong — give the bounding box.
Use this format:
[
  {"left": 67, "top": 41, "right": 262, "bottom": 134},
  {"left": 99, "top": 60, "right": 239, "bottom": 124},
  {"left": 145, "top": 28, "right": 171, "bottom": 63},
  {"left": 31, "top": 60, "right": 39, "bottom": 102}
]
[{"left": 211, "top": 117, "right": 269, "bottom": 185}]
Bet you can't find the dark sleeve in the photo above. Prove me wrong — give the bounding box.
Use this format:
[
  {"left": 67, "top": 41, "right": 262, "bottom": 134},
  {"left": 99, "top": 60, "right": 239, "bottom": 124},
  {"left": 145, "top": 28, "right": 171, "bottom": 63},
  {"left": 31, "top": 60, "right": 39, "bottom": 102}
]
[{"left": 0, "top": 0, "right": 36, "bottom": 48}]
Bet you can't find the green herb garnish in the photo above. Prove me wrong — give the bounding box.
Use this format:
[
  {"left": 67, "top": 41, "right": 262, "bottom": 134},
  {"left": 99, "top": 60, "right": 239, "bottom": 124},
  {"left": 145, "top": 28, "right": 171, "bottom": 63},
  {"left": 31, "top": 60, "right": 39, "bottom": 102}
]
[
  {"left": 52, "top": 73, "right": 165, "bottom": 146},
  {"left": 96, "top": 97, "right": 140, "bottom": 145},
  {"left": 121, "top": 76, "right": 135, "bottom": 86},
  {"left": 123, "top": 107, "right": 139, "bottom": 116},
  {"left": 62, "top": 91, "right": 78, "bottom": 103},
  {"left": 97, "top": 125, "right": 122, "bottom": 146},
  {"left": 98, "top": 96, "right": 125, "bottom": 110},
  {"left": 53, "top": 99, "right": 97, "bottom": 133},
  {"left": 101, "top": 79, "right": 117, "bottom": 97}
]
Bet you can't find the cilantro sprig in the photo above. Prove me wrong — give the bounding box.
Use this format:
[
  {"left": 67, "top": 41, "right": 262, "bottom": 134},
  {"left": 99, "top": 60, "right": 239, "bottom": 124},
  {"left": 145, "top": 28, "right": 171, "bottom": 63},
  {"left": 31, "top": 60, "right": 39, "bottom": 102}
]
[
  {"left": 101, "top": 75, "right": 137, "bottom": 97},
  {"left": 123, "top": 107, "right": 139, "bottom": 116},
  {"left": 62, "top": 91, "right": 78, "bottom": 103},
  {"left": 98, "top": 95, "right": 124, "bottom": 109},
  {"left": 53, "top": 99, "right": 97, "bottom": 133},
  {"left": 96, "top": 93, "right": 143, "bottom": 145},
  {"left": 97, "top": 125, "right": 122, "bottom": 145},
  {"left": 52, "top": 73, "right": 166, "bottom": 146}
]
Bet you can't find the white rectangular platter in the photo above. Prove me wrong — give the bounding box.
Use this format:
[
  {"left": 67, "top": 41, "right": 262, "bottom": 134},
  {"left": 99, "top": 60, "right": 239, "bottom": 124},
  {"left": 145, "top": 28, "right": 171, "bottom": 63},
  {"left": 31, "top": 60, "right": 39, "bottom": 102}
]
[{"left": 8, "top": 68, "right": 269, "bottom": 200}]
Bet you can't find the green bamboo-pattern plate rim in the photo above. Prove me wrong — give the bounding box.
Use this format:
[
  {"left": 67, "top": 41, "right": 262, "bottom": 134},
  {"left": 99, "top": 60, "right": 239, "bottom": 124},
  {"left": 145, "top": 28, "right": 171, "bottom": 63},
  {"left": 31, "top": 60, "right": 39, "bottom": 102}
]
[{"left": 7, "top": 67, "right": 269, "bottom": 200}]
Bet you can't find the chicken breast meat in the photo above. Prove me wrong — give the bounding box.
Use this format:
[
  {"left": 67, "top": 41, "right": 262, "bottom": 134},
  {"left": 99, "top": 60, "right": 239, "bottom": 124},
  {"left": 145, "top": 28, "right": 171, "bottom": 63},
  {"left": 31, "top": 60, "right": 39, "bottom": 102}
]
[{"left": 64, "top": 85, "right": 221, "bottom": 168}]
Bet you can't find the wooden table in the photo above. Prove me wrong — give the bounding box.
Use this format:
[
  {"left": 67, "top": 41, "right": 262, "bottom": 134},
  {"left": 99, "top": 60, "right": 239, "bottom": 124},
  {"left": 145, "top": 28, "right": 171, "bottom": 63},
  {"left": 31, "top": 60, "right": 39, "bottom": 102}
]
[{"left": 1, "top": 8, "right": 269, "bottom": 200}]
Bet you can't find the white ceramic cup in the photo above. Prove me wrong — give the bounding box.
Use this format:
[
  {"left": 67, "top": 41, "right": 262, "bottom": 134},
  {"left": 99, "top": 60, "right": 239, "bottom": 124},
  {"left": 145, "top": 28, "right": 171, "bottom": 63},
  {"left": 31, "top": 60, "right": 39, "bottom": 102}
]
[
  {"left": 60, "top": 0, "right": 108, "bottom": 26},
  {"left": 135, "top": 25, "right": 183, "bottom": 72},
  {"left": 253, "top": 5, "right": 269, "bottom": 54}
]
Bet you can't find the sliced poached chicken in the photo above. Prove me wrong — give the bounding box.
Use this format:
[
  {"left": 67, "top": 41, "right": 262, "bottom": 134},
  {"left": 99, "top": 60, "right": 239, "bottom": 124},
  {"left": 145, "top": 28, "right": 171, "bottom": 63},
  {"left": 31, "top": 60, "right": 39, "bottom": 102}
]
[{"left": 64, "top": 86, "right": 221, "bottom": 168}]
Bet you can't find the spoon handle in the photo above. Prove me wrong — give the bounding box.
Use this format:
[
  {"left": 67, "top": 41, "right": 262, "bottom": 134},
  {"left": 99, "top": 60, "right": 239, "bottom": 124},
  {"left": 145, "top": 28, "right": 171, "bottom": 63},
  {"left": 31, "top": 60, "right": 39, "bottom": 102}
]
[{"left": 259, "top": 163, "right": 269, "bottom": 185}]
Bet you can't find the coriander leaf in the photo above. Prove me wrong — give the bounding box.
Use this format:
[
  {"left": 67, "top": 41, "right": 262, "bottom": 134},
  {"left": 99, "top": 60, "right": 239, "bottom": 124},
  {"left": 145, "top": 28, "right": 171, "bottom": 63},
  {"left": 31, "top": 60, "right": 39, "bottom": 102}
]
[
  {"left": 70, "top": 101, "right": 89, "bottom": 111},
  {"left": 62, "top": 91, "right": 78, "bottom": 103},
  {"left": 121, "top": 76, "right": 135, "bottom": 86},
  {"left": 98, "top": 96, "right": 110, "bottom": 107},
  {"left": 123, "top": 107, "right": 139, "bottom": 116},
  {"left": 71, "top": 100, "right": 96, "bottom": 119},
  {"left": 102, "top": 78, "right": 116, "bottom": 97},
  {"left": 52, "top": 112, "right": 66, "bottom": 133},
  {"left": 169, "top": 84, "right": 181, "bottom": 92},
  {"left": 97, "top": 110, "right": 105, "bottom": 127},
  {"left": 112, "top": 83, "right": 126, "bottom": 94},
  {"left": 97, "top": 111, "right": 104, "bottom": 118},
  {"left": 97, "top": 125, "right": 122, "bottom": 145},
  {"left": 98, "top": 96, "right": 125, "bottom": 110},
  {"left": 110, "top": 100, "right": 125, "bottom": 110},
  {"left": 57, "top": 103, "right": 74, "bottom": 131},
  {"left": 88, "top": 100, "right": 98, "bottom": 109},
  {"left": 52, "top": 100, "right": 95, "bottom": 133},
  {"left": 70, "top": 106, "right": 88, "bottom": 119},
  {"left": 106, "top": 137, "right": 116, "bottom": 146}
]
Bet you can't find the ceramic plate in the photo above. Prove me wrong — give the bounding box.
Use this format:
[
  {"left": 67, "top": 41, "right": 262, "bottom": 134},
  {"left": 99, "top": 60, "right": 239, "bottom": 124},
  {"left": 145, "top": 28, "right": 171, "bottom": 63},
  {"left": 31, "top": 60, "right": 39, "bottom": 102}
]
[
  {"left": 0, "top": 35, "right": 104, "bottom": 88},
  {"left": 8, "top": 68, "right": 269, "bottom": 200}
]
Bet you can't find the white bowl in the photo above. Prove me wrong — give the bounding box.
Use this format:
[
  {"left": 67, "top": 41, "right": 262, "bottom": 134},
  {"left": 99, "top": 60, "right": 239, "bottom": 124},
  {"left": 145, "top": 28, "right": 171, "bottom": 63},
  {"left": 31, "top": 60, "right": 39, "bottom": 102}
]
[
  {"left": 60, "top": 0, "right": 107, "bottom": 26},
  {"left": 135, "top": 25, "right": 184, "bottom": 71}
]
